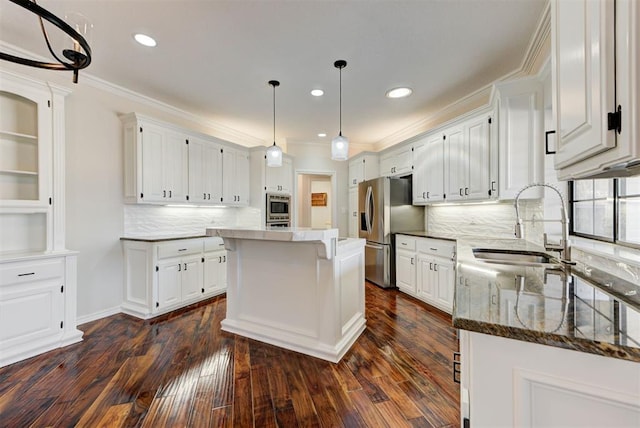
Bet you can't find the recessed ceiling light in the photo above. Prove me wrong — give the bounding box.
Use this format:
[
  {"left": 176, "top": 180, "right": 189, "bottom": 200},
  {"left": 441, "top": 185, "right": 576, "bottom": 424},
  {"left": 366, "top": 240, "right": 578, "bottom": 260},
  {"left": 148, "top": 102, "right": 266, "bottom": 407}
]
[
  {"left": 318, "top": 133, "right": 327, "bottom": 137},
  {"left": 311, "top": 89, "right": 324, "bottom": 97},
  {"left": 133, "top": 33, "right": 157, "bottom": 47},
  {"left": 386, "top": 87, "right": 413, "bottom": 98}
]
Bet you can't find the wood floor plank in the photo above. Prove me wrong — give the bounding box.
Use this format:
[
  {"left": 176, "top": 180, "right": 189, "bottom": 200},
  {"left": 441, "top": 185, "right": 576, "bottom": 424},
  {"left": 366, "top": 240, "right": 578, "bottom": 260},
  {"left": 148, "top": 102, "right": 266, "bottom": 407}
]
[{"left": 0, "top": 282, "right": 460, "bottom": 427}]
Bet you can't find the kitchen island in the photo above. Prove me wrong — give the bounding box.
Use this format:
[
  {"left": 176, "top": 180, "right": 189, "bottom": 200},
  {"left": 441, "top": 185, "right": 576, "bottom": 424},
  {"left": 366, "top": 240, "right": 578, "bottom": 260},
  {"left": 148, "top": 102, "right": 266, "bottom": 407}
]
[
  {"left": 206, "top": 227, "right": 366, "bottom": 363},
  {"left": 453, "top": 238, "right": 640, "bottom": 427}
]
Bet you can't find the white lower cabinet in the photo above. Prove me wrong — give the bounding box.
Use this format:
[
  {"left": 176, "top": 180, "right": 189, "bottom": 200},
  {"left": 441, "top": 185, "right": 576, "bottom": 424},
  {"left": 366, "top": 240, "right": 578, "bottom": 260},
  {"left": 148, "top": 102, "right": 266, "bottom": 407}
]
[
  {"left": 348, "top": 187, "right": 359, "bottom": 238},
  {"left": 0, "top": 254, "right": 82, "bottom": 368},
  {"left": 122, "top": 237, "right": 226, "bottom": 319},
  {"left": 395, "top": 235, "right": 456, "bottom": 313},
  {"left": 395, "top": 235, "right": 417, "bottom": 294},
  {"left": 459, "top": 330, "right": 640, "bottom": 427},
  {"left": 203, "top": 239, "right": 227, "bottom": 295}
]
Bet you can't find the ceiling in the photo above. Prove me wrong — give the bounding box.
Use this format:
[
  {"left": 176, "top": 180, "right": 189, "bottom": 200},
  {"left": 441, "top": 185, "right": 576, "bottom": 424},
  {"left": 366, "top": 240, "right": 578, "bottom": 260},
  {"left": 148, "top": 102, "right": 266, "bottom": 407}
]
[{"left": 0, "top": 0, "right": 547, "bottom": 148}]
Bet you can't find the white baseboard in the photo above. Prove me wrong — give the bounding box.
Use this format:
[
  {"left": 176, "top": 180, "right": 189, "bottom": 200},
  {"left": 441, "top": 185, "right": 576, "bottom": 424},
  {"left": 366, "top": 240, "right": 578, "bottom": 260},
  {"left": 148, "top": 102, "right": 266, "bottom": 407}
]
[{"left": 76, "top": 306, "right": 122, "bottom": 326}]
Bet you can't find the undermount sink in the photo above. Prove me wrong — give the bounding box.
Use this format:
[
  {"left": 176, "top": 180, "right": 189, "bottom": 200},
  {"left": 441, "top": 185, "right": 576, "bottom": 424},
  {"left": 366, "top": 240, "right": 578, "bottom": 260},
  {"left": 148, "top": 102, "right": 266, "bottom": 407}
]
[{"left": 472, "top": 248, "right": 561, "bottom": 267}]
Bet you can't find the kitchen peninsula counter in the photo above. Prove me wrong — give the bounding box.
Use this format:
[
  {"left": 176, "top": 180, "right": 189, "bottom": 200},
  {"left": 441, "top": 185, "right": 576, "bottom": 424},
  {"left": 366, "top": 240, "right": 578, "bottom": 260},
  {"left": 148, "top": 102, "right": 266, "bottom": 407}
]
[{"left": 206, "top": 227, "right": 366, "bottom": 363}]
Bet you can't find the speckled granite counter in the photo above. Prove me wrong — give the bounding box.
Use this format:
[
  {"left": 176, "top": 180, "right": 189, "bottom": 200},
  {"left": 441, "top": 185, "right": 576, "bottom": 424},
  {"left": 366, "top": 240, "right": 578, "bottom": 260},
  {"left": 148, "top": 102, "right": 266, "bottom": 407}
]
[
  {"left": 120, "top": 234, "right": 208, "bottom": 242},
  {"left": 453, "top": 238, "right": 640, "bottom": 362},
  {"left": 395, "top": 230, "right": 457, "bottom": 242}
]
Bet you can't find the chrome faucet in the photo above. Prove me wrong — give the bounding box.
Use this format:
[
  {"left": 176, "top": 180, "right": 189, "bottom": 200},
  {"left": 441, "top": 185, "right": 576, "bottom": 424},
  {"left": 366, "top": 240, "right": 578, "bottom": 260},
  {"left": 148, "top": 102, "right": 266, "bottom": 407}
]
[{"left": 514, "top": 183, "right": 571, "bottom": 263}]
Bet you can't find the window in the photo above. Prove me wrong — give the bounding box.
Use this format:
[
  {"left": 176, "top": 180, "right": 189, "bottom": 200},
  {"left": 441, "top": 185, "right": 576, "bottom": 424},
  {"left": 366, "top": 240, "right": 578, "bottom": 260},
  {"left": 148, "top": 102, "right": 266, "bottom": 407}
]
[{"left": 570, "top": 177, "right": 640, "bottom": 248}]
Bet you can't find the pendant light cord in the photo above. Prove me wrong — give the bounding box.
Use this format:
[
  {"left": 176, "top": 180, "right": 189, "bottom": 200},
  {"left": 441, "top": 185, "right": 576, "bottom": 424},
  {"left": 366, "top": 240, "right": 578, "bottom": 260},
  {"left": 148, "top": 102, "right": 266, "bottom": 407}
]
[
  {"left": 273, "top": 83, "right": 276, "bottom": 144},
  {"left": 339, "top": 66, "right": 342, "bottom": 135}
]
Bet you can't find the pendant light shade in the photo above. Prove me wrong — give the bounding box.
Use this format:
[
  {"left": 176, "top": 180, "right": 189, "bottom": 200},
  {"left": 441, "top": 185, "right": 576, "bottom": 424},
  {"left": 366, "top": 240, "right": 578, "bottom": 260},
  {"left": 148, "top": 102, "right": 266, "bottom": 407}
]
[
  {"left": 266, "top": 80, "right": 283, "bottom": 167},
  {"left": 331, "top": 60, "right": 349, "bottom": 161}
]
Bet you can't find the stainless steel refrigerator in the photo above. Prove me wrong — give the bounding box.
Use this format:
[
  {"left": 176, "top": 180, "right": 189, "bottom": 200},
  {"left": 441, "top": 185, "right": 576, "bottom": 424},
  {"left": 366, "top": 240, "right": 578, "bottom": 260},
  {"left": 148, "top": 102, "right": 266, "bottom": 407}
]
[{"left": 358, "top": 177, "right": 424, "bottom": 288}]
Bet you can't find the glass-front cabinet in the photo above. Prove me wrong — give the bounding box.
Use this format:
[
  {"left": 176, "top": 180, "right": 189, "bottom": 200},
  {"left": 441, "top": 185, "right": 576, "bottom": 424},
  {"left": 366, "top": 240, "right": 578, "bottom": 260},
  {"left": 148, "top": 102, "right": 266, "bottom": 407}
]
[{"left": 0, "top": 87, "right": 51, "bottom": 207}]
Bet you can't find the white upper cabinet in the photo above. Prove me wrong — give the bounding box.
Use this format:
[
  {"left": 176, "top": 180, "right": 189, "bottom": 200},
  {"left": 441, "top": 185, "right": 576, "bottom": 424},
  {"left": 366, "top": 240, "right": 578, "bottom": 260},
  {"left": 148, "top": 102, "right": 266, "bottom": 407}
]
[
  {"left": 348, "top": 152, "right": 379, "bottom": 187},
  {"left": 222, "top": 146, "right": 250, "bottom": 206},
  {"left": 122, "top": 115, "right": 189, "bottom": 204},
  {"left": 0, "top": 78, "right": 52, "bottom": 208},
  {"left": 495, "top": 76, "right": 544, "bottom": 199},
  {"left": 265, "top": 156, "right": 293, "bottom": 194},
  {"left": 551, "top": 0, "right": 616, "bottom": 170},
  {"left": 188, "top": 135, "right": 223, "bottom": 205},
  {"left": 380, "top": 144, "right": 413, "bottom": 177},
  {"left": 552, "top": 0, "right": 640, "bottom": 179},
  {"left": 445, "top": 113, "right": 492, "bottom": 202},
  {"left": 413, "top": 132, "right": 445, "bottom": 204}
]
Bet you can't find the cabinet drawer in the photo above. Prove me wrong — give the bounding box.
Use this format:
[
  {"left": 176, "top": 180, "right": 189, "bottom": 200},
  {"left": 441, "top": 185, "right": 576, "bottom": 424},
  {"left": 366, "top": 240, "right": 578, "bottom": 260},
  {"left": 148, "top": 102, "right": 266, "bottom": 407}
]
[
  {"left": 157, "top": 239, "right": 203, "bottom": 259},
  {"left": 0, "top": 258, "right": 65, "bottom": 286},
  {"left": 416, "top": 239, "right": 456, "bottom": 259},
  {"left": 396, "top": 235, "right": 416, "bottom": 251},
  {"left": 204, "top": 237, "right": 225, "bottom": 252}
]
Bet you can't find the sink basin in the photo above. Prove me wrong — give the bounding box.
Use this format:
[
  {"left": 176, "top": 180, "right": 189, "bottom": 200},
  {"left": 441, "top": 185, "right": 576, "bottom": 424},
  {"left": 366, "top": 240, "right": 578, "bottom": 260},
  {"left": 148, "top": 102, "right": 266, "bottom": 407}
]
[{"left": 472, "top": 248, "right": 561, "bottom": 267}]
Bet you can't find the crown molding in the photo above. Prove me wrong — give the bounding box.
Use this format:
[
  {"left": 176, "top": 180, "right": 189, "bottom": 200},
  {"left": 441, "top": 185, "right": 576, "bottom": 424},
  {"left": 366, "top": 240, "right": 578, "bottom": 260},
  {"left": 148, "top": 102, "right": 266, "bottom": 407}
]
[
  {"left": 372, "top": 3, "right": 551, "bottom": 152},
  {"left": 0, "top": 41, "right": 265, "bottom": 147}
]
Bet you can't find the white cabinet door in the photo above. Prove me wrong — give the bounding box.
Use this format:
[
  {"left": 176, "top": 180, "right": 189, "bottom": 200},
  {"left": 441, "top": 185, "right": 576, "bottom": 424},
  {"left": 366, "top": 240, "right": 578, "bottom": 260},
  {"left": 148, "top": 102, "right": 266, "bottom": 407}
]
[
  {"left": 222, "top": 147, "right": 250, "bottom": 205},
  {"left": 203, "top": 251, "right": 226, "bottom": 295},
  {"left": 552, "top": 0, "right": 616, "bottom": 169},
  {"left": 348, "top": 158, "right": 364, "bottom": 188},
  {"left": 416, "top": 254, "right": 436, "bottom": 303},
  {"left": 157, "top": 259, "right": 181, "bottom": 310},
  {"left": 181, "top": 255, "right": 203, "bottom": 302},
  {"left": 188, "top": 136, "right": 223, "bottom": 204},
  {"left": 265, "top": 156, "right": 293, "bottom": 193},
  {"left": 466, "top": 115, "right": 491, "bottom": 201},
  {"left": 412, "top": 139, "right": 428, "bottom": 204},
  {"left": 0, "top": 278, "right": 64, "bottom": 351},
  {"left": 348, "top": 187, "right": 359, "bottom": 238},
  {"left": 445, "top": 125, "right": 466, "bottom": 202},
  {"left": 140, "top": 122, "right": 166, "bottom": 202},
  {"left": 425, "top": 133, "right": 446, "bottom": 203},
  {"left": 164, "top": 131, "right": 189, "bottom": 203},
  {"left": 380, "top": 146, "right": 413, "bottom": 177},
  {"left": 496, "top": 77, "right": 544, "bottom": 200},
  {"left": 434, "top": 260, "right": 454, "bottom": 313},
  {"left": 396, "top": 249, "right": 416, "bottom": 294}
]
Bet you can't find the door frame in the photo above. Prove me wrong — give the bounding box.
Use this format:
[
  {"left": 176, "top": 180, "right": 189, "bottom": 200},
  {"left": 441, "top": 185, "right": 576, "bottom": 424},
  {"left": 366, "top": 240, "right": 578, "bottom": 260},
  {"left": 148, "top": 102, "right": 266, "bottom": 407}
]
[{"left": 294, "top": 169, "right": 337, "bottom": 229}]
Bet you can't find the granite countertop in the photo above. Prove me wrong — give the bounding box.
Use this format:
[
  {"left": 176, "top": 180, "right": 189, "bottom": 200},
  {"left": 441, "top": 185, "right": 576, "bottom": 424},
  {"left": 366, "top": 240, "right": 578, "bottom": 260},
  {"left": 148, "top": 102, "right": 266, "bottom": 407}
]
[{"left": 453, "top": 238, "right": 640, "bottom": 362}]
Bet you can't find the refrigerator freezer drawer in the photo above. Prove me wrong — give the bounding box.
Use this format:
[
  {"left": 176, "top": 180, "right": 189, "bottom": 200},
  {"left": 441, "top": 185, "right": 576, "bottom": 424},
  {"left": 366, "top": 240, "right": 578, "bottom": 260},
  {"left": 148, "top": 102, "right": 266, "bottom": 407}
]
[{"left": 365, "top": 242, "right": 392, "bottom": 288}]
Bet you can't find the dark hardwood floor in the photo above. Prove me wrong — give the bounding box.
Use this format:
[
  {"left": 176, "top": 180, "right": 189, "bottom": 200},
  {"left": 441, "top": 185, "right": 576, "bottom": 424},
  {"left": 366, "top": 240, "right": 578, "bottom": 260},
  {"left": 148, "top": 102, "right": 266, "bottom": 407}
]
[{"left": 0, "top": 282, "right": 460, "bottom": 427}]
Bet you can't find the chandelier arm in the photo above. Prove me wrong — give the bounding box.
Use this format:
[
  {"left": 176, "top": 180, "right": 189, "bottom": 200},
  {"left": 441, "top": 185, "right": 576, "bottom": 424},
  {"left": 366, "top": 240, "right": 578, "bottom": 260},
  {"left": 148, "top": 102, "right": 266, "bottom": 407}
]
[
  {"left": 36, "top": 5, "right": 71, "bottom": 69},
  {"left": 1, "top": 0, "right": 92, "bottom": 71}
]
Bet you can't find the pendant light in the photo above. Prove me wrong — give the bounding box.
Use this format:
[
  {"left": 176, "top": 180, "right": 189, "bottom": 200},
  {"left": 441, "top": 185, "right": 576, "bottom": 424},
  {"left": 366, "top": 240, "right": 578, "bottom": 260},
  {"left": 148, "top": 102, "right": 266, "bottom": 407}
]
[
  {"left": 0, "top": 0, "right": 92, "bottom": 84},
  {"left": 331, "top": 60, "right": 349, "bottom": 161},
  {"left": 266, "top": 80, "right": 283, "bottom": 167}
]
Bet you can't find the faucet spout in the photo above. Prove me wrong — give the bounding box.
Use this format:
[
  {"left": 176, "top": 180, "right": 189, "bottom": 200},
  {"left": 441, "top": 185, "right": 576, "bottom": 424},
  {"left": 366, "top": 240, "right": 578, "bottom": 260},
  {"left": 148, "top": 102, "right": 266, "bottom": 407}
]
[{"left": 513, "top": 183, "right": 571, "bottom": 263}]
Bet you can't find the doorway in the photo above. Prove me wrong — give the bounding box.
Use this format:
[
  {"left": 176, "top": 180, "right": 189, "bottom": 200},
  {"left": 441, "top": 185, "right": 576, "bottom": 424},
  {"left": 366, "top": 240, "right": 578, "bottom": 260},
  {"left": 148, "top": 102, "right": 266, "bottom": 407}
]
[{"left": 295, "top": 171, "right": 336, "bottom": 229}]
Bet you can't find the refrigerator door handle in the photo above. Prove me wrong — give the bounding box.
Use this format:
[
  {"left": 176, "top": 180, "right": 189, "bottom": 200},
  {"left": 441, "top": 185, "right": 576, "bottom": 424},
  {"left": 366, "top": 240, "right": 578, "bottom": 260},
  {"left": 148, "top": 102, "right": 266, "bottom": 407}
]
[
  {"left": 365, "top": 242, "right": 385, "bottom": 250},
  {"left": 365, "top": 185, "right": 373, "bottom": 234}
]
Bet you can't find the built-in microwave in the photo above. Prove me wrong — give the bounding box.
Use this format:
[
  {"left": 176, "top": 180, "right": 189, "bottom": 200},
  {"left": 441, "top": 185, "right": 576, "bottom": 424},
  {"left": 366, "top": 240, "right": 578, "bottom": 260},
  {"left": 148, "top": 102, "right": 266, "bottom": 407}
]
[{"left": 266, "top": 193, "right": 291, "bottom": 226}]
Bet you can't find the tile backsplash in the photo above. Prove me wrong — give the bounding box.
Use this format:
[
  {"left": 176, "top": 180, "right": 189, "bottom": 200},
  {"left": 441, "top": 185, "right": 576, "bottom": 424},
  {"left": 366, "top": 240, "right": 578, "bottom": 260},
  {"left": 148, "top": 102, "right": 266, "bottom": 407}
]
[
  {"left": 124, "top": 205, "right": 261, "bottom": 237},
  {"left": 427, "top": 200, "right": 544, "bottom": 244}
]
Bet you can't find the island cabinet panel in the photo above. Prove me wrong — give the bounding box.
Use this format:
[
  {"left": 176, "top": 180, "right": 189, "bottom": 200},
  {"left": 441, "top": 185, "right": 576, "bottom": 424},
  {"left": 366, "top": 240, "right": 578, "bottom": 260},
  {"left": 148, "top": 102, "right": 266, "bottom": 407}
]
[
  {"left": 209, "top": 227, "right": 365, "bottom": 363},
  {"left": 459, "top": 330, "right": 640, "bottom": 427},
  {"left": 121, "top": 237, "right": 226, "bottom": 319}
]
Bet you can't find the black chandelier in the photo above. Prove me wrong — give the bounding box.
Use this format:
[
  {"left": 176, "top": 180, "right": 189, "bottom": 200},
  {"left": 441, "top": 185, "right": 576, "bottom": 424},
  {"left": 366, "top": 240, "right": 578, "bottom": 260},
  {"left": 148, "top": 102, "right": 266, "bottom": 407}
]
[{"left": 0, "top": 0, "right": 93, "bottom": 83}]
